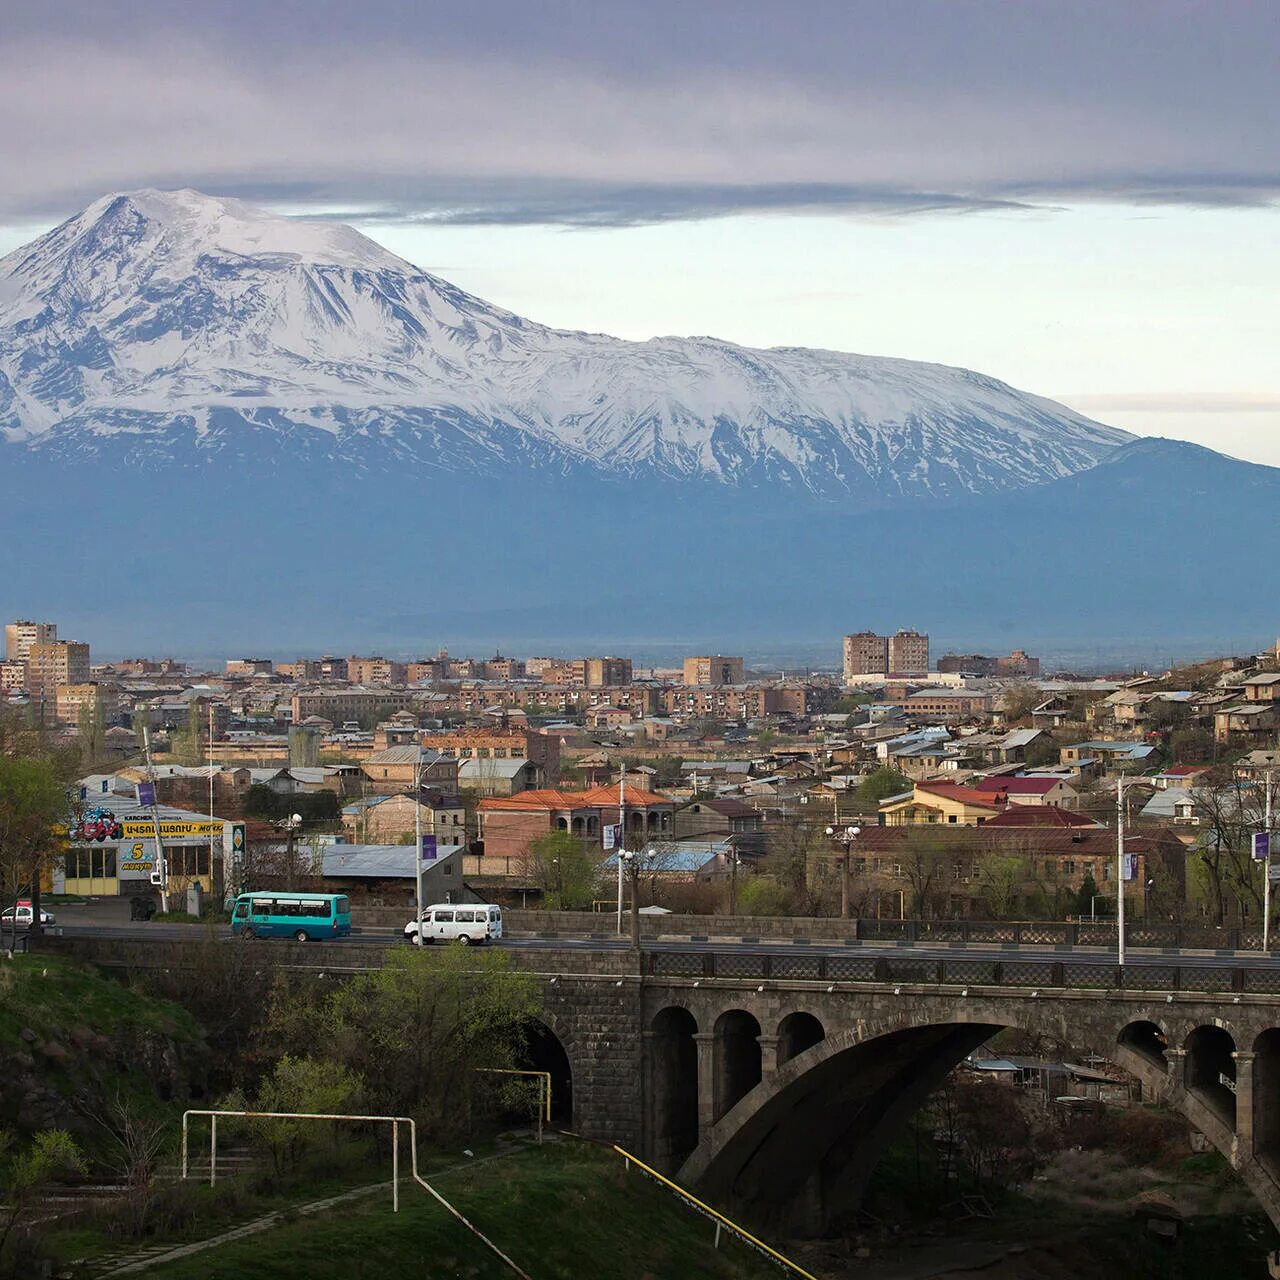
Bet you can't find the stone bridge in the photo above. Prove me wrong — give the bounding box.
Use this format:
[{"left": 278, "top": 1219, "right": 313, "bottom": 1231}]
[
  {"left": 528, "top": 948, "right": 1280, "bottom": 1235},
  {"left": 42, "top": 935, "right": 1280, "bottom": 1235}
]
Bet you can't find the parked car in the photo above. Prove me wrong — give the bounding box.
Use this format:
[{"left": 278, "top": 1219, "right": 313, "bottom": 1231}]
[
  {"left": 2, "top": 902, "right": 55, "bottom": 926},
  {"left": 404, "top": 904, "right": 502, "bottom": 946}
]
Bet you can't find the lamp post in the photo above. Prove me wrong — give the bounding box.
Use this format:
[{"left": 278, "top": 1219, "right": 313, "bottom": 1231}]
[
  {"left": 1116, "top": 775, "right": 1127, "bottom": 969},
  {"left": 728, "top": 851, "right": 743, "bottom": 917},
  {"left": 412, "top": 745, "right": 426, "bottom": 946},
  {"left": 825, "top": 824, "right": 861, "bottom": 919},
  {"left": 281, "top": 812, "right": 303, "bottom": 889},
  {"left": 618, "top": 847, "right": 655, "bottom": 949}
]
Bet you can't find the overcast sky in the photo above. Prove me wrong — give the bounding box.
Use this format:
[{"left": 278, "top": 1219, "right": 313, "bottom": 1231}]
[{"left": 3, "top": 0, "right": 1279, "bottom": 461}]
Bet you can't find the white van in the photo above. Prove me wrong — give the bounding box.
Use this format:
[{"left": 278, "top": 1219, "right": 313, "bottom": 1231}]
[{"left": 404, "top": 903, "right": 503, "bottom": 946}]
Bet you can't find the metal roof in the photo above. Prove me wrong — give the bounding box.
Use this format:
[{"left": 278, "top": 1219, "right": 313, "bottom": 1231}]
[{"left": 321, "top": 844, "right": 465, "bottom": 878}]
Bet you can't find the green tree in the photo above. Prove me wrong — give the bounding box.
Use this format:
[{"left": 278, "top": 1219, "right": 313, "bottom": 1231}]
[
  {"left": 999, "top": 683, "right": 1040, "bottom": 723},
  {"left": 0, "top": 1128, "right": 87, "bottom": 1276},
  {"left": 323, "top": 946, "right": 541, "bottom": 1137},
  {"left": 0, "top": 757, "right": 70, "bottom": 940},
  {"left": 900, "top": 830, "right": 956, "bottom": 919},
  {"left": 247, "top": 1055, "right": 364, "bottom": 1176},
  {"left": 855, "top": 766, "right": 910, "bottom": 808},
  {"left": 1074, "top": 870, "right": 1102, "bottom": 917},
  {"left": 1022, "top": 736, "right": 1059, "bottom": 769},
  {"left": 977, "top": 854, "right": 1027, "bottom": 918},
  {"left": 1170, "top": 727, "right": 1215, "bottom": 764},
  {"left": 736, "top": 874, "right": 792, "bottom": 915},
  {"left": 524, "top": 830, "right": 600, "bottom": 909}
]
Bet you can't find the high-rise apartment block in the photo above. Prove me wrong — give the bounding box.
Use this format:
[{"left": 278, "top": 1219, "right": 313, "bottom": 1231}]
[
  {"left": 682, "top": 655, "right": 745, "bottom": 686},
  {"left": 26, "top": 640, "right": 90, "bottom": 703},
  {"left": 842, "top": 629, "right": 930, "bottom": 681},
  {"left": 842, "top": 631, "right": 890, "bottom": 680},
  {"left": 5, "top": 620, "right": 57, "bottom": 663},
  {"left": 582, "top": 657, "right": 633, "bottom": 688},
  {"left": 888, "top": 629, "right": 930, "bottom": 675}
]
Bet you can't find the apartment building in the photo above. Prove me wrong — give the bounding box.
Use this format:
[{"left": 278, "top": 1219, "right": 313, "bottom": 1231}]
[
  {"left": 0, "top": 661, "right": 27, "bottom": 693},
  {"left": 26, "top": 640, "right": 90, "bottom": 703},
  {"left": 425, "top": 727, "right": 561, "bottom": 785},
  {"left": 291, "top": 688, "right": 416, "bottom": 723},
  {"left": 683, "top": 655, "right": 745, "bottom": 686},
  {"left": 842, "top": 631, "right": 889, "bottom": 680},
  {"left": 56, "top": 682, "right": 120, "bottom": 727},
  {"left": 888, "top": 629, "right": 930, "bottom": 675},
  {"left": 226, "top": 657, "right": 273, "bottom": 676},
  {"left": 347, "top": 656, "right": 407, "bottom": 684},
  {"left": 581, "top": 657, "right": 633, "bottom": 687},
  {"left": 5, "top": 620, "right": 57, "bottom": 663}
]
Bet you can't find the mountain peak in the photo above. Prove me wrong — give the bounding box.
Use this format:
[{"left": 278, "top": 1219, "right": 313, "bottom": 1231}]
[
  {"left": 0, "top": 187, "right": 1131, "bottom": 499},
  {"left": 5, "top": 187, "right": 409, "bottom": 284}
]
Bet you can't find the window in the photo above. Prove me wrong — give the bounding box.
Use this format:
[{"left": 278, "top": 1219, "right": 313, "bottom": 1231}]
[
  {"left": 433, "top": 910, "right": 454, "bottom": 923},
  {"left": 1063, "top": 860, "right": 1075, "bottom": 875},
  {"left": 335, "top": 898, "right": 349, "bottom": 915},
  {"left": 455, "top": 910, "right": 475, "bottom": 922}
]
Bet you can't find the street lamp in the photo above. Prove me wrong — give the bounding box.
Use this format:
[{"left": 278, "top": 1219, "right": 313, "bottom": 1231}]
[
  {"left": 618, "top": 847, "right": 656, "bottom": 949},
  {"left": 825, "top": 824, "right": 861, "bottom": 919},
  {"left": 277, "top": 812, "right": 303, "bottom": 889}
]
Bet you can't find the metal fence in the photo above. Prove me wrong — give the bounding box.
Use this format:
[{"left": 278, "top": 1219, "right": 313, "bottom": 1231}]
[
  {"left": 852, "top": 919, "right": 1268, "bottom": 951},
  {"left": 645, "top": 949, "right": 1280, "bottom": 994}
]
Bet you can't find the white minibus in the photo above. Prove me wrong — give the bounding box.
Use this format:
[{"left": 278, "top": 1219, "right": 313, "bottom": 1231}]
[{"left": 404, "top": 903, "right": 503, "bottom": 946}]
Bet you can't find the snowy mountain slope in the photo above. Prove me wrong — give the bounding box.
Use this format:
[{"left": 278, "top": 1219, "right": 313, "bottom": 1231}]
[{"left": 0, "top": 188, "right": 1130, "bottom": 499}]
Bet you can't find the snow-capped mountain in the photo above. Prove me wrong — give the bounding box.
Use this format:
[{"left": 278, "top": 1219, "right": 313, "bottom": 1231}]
[{"left": 0, "top": 189, "right": 1129, "bottom": 500}]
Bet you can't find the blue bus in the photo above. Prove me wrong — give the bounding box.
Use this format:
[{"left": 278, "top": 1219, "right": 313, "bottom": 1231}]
[{"left": 230, "top": 892, "right": 352, "bottom": 941}]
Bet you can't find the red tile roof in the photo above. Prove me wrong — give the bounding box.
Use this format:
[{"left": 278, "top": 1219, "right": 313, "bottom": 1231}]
[
  {"left": 972, "top": 777, "right": 1061, "bottom": 796},
  {"left": 911, "top": 782, "right": 1005, "bottom": 809},
  {"left": 478, "top": 782, "right": 673, "bottom": 813},
  {"left": 983, "top": 806, "right": 1102, "bottom": 828}
]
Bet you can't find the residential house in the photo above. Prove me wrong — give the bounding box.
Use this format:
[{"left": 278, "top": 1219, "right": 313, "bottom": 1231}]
[
  {"left": 971, "top": 775, "right": 1080, "bottom": 810},
  {"left": 878, "top": 781, "right": 1007, "bottom": 827},
  {"left": 1215, "top": 703, "right": 1280, "bottom": 745},
  {"left": 358, "top": 747, "right": 458, "bottom": 794},
  {"left": 341, "top": 792, "right": 468, "bottom": 843},
  {"left": 674, "top": 797, "right": 766, "bottom": 855}
]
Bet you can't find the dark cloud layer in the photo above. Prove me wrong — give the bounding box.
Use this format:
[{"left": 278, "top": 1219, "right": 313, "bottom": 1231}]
[{"left": 3, "top": 0, "right": 1278, "bottom": 228}]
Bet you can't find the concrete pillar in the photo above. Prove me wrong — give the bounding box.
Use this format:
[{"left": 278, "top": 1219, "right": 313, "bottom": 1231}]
[
  {"left": 641, "top": 1029, "right": 658, "bottom": 1162},
  {"left": 1167, "top": 1047, "right": 1188, "bottom": 1095},
  {"left": 757, "top": 1034, "right": 782, "bottom": 1082},
  {"left": 1235, "top": 1051, "right": 1257, "bottom": 1152},
  {"left": 693, "top": 1031, "right": 717, "bottom": 1142}
]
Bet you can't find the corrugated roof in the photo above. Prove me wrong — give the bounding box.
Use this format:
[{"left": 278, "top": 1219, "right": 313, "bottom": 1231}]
[{"left": 321, "top": 844, "right": 465, "bottom": 877}]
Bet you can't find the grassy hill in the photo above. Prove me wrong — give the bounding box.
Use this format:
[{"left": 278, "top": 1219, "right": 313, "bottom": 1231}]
[{"left": 139, "top": 1141, "right": 794, "bottom": 1280}]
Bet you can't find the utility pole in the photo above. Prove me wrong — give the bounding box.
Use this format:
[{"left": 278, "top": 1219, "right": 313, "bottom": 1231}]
[
  {"left": 413, "top": 745, "right": 425, "bottom": 945},
  {"left": 142, "top": 726, "right": 170, "bottom": 913},
  {"left": 1116, "top": 774, "right": 1126, "bottom": 970},
  {"left": 1265, "top": 770, "right": 1274, "bottom": 952},
  {"left": 615, "top": 767, "right": 627, "bottom": 936}
]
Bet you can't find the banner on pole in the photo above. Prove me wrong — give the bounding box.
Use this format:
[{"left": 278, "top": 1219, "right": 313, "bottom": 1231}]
[
  {"left": 603, "top": 823, "right": 621, "bottom": 851},
  {"left": 420, "top": 834, "right": 438, "bottom": 863},
  {"left": 135, "top": 781, "right": 157, "bottom": 808},
  {"left": 1122, "top": 853, "right": 1140, "bottom": 881},
  {"left": 1253, "top": 832, "right": 1271, "bottom": 862}
]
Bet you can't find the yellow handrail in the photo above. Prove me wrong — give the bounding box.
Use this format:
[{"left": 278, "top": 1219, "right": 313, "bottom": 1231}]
[{"left": 611, "top": 1145, "right": 820, "bottom": 1280}]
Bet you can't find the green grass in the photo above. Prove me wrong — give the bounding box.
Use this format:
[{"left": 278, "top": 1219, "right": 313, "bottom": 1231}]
[
  {"left": 0, "top": 954, "right": 200, "bottom": 1046},
  {"left": 138, "top": 1142, "right": 784, "bottom": 1280}
]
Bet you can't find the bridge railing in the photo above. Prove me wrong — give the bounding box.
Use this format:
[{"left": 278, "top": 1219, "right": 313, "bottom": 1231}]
[
  {"left": 645, "top": 950, "right": 1280, "bottom": 994},
  {"left": 853, "top": 919, "right": 1267, "bottom": 951}
]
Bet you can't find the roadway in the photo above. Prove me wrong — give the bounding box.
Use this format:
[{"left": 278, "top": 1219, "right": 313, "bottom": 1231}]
[{"left": 36, "top": 919, "right": 1280, "bottom": 970}]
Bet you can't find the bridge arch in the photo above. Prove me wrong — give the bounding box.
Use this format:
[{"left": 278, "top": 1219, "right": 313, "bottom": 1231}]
[
  {"left": 777, "top": 1011, "right": 825, "bottom": 1067},
  {"left": 1185, "top": 1023, "right": 1237, "bottom": 1129},
  {"left": 677, "top": 1004, "right": 1280, "bottom": 1236},
  {"left": 713, "top": 1009, "right": 763, "bottom": 1122},
  {"left": 649, "top": 1006, "right": 700, "bottom": 1166}
]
